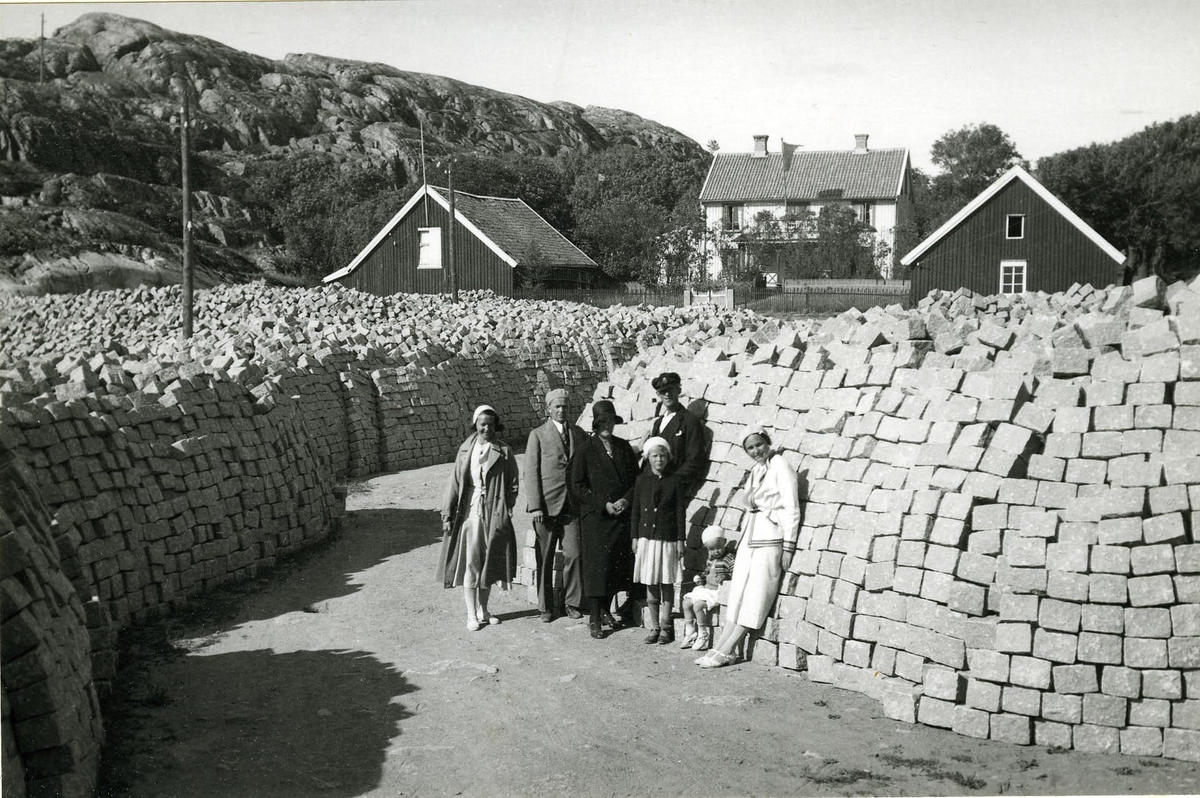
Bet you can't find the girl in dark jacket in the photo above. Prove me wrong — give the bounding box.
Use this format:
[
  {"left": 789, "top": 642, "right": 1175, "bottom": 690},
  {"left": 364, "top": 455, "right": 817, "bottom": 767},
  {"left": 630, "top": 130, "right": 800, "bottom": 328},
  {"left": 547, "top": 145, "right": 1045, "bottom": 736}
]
[{"left": 629, "top": 436, "right": 686, "bottom": 644}]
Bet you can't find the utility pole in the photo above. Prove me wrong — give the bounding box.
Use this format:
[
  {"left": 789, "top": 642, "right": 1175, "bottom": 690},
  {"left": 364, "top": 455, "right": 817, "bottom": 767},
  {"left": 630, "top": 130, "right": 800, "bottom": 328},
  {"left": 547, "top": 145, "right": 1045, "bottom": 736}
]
[
  {"left": 39, "top": 14, "right": 45, "bottom": 84},
  {"left": 447, "top": 159, "right": 458, "bottom": 303},
  {"left": 419, "top": 116, "right": 429, "bottom": 226},
  {"left": 179, "top": 78, "right": 194, "bottom": 340}
]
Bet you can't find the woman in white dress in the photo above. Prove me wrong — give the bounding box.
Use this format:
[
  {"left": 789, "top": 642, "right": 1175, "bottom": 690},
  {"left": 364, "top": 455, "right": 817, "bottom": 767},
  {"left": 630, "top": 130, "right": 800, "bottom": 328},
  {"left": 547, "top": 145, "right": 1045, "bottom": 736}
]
[{"left": 696, "top": 426, "right": 800, "bottom": 668}]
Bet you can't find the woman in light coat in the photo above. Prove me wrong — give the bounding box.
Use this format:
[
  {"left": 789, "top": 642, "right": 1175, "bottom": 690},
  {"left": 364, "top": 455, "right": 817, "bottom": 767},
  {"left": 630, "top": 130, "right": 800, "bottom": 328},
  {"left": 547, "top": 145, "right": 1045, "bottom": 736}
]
[
  {"left": 437, "top": 404, "right": 519, "bottom": 631},
  {"left": 696, "top": 425, "right": 800, "bottom": 668}
]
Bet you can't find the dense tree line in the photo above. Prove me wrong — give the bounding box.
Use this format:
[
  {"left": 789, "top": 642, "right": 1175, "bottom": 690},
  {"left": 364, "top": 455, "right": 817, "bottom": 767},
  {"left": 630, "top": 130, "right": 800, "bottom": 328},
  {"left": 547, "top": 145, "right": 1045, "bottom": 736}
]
[{"left": 1036, "top": 114, "right": 1200, "bottom": 281}]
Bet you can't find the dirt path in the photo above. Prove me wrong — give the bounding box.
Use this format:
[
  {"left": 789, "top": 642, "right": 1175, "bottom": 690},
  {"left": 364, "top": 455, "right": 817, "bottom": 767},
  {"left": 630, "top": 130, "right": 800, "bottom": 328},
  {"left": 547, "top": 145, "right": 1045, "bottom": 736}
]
[{"left": 98, "top": 461, "right": 1200, "bottom": 797}]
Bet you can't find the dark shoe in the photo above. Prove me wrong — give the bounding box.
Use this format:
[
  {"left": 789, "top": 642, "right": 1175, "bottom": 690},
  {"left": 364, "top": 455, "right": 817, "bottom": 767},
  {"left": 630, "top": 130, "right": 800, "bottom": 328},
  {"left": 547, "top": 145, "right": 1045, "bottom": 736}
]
[
  {"left": 643, "top": 628, "right": 661, "bottom": 644},
  {"left": 601, "top": 611, "right": 621, "bottom": 630},
  {"left": 658, "top": 627, "right": 675, "bottom": 645},
  {"left": 566, "top": 607, "right": 583, "bottom": 620},
  {"left": 590, "top": 620, "right": 605, "bottom": 639},
  {"left": 540, "top": 612, "right": 554, "bottom": 623}
]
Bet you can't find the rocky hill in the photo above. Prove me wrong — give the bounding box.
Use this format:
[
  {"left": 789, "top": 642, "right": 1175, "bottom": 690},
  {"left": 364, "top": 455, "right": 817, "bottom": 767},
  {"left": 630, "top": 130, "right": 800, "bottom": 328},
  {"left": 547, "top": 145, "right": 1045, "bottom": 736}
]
[{"left": 0, "top": 13, "right": 704, "bottom": 294}]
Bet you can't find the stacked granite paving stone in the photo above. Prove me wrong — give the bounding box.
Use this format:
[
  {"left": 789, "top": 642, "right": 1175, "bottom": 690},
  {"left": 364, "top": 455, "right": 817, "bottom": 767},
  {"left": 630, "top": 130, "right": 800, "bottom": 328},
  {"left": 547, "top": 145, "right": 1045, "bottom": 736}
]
[
  {"left": 590, "top": 276, "right": 1200, "bottom": 761},
  {"left": 0, "top": 282, "right": 752, "bottom": 798},
  {"left": 1, "top": 447, "right": 106, "bottom": 798}
]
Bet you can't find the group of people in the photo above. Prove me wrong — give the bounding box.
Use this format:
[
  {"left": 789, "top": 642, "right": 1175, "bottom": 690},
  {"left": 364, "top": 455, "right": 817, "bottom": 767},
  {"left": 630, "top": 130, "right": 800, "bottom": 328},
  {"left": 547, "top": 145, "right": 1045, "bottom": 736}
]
[{"left": 435, "top": 372, "right": 801, "bottom": 669}]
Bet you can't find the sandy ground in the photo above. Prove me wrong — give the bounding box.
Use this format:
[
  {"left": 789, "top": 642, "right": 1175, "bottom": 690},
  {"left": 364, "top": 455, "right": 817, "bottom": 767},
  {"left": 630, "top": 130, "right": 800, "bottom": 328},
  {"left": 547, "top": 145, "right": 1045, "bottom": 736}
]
[{"left": 97, "top": 460, "right": 1200, "bottom": 797}]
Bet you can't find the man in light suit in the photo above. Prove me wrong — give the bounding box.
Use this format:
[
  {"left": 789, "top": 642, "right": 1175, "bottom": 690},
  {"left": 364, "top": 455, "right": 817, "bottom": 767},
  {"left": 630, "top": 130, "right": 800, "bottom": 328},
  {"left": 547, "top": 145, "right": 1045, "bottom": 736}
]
[{"left": 527, "top": 388, "right": 586, "bottom": 622}]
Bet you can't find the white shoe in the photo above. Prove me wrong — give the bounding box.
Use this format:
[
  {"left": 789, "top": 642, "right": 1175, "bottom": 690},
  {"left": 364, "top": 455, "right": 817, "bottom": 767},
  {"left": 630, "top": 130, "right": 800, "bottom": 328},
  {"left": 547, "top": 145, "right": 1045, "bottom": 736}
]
[{"left": 680, "top": 628, "right": 698, "bottom": 649}]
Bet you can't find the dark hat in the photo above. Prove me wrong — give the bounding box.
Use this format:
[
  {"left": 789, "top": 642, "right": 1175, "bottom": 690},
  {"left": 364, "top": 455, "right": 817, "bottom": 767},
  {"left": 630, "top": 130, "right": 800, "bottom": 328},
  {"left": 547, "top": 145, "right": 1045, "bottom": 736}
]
[
  {"left": 651, "top": 372, "right": 681, "bottom": 391},
  {"left": 591, "top": 400, "right": 625, "bottom": 426}
]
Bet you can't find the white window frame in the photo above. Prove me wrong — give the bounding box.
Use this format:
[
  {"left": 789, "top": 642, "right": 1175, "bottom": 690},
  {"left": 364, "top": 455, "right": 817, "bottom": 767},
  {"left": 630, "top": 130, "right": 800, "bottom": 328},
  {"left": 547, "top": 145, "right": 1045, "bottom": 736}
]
[
  {"left": 417, "top": 227, "right": 442, "bottom": 269},
  {"left": 1006, "top": 214, "right": 1025, "bottom": 239},
  {"left": 1000, "top": 260, "right": 1026, "bottom": 295}
]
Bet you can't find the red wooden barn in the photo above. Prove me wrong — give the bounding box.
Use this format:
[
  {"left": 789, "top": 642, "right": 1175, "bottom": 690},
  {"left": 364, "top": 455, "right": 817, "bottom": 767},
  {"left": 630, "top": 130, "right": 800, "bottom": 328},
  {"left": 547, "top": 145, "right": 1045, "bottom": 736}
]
[
  {"left": 323, "top": 185, "right": 603, "bottom": 294},
  {"left": 901, "top": 166, "right": 1126, "bottom": 302}
]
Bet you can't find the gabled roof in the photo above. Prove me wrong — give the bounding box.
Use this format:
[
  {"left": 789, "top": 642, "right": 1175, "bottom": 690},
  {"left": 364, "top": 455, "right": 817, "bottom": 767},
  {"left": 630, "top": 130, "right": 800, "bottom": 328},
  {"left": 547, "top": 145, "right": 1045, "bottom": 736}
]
[
  {"left": 699, "top": 148, "right": 909, "bottom": 203},
  {"left": 900, "top": 165, "right": 1126, "bottom": 266},
  {"left": 323, "top": 185, "right": 596, "bottom": 283}
]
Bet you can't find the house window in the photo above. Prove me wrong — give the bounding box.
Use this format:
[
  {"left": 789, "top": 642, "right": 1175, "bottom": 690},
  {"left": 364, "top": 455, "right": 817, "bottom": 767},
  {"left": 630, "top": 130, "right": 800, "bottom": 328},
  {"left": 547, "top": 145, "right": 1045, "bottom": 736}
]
[
  {"left": 417, "top": 227, "right": 442, "bottom": 269},
  {"left": 1000, "top": 260, "right": 1026, "bottom": 294},
  {"left": 853, "top": 203, "right": 872, "bottom": 226},
  {"left": 723, "top": 204, "right": 744, "bottom": 231},
  {"left": 1006, "top": 214, "right": 1025, "bottom": 239},
  {"left": 785, "top": 201, "right": 809, "bottom": 218}
]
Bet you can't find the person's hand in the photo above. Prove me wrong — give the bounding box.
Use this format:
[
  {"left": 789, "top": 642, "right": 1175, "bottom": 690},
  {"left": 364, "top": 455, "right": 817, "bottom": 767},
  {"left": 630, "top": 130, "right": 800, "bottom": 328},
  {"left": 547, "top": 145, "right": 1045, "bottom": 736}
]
[
  {"left": 441, "top": 517, "right": 451, "bottom": 534},
  {"left": 604, "top": 502, "right": 619, "bottom": 516},
  {"left": 693, "top": 574, "right": 703, "bottom": 585},
  {"left": 531, "top": 510, "right": 544, "bottom": 525},
  {"left": 613, "top": 498, "right": 628, "bottom": 514}
]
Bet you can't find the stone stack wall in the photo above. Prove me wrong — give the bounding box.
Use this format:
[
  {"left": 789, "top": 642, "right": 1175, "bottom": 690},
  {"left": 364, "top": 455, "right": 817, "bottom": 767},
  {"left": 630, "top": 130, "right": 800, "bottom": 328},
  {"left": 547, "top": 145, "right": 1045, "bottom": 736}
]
[
  {"left": 592, "top": 276, "right": 1200, "bottom": 761},
  {"left": 1, "top": 446, "right": 105, "bottom": 798},
  {"left": 0, "top": 282, "right": 746, "bottom": 797}
]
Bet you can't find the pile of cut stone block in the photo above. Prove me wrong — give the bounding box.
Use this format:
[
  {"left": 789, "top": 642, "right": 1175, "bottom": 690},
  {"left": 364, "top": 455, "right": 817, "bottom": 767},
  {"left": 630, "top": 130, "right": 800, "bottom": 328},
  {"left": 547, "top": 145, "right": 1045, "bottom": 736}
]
[
  {"left": 0, "top": 282, "right": 749, "bottom": 798},
  {"left": 589, "top": 276, "right": 1200, "bottom": 760}
]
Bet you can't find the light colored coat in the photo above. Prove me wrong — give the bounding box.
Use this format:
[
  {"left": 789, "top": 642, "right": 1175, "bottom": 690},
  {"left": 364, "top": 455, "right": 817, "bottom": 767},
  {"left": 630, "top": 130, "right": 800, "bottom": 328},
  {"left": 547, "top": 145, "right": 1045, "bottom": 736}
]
[
  {"left": 437, "top": 433, "right": 519, "bottom": 588},
  {"left": 742, "top": 453, "right": 801, "bottom": 554}
]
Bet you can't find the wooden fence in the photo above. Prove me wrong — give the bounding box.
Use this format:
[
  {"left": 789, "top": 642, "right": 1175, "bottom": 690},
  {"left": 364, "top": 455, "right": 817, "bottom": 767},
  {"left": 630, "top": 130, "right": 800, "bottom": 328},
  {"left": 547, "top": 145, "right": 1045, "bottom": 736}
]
[{"left": 512, "top": 281, "right": 911, "bottom": 315}]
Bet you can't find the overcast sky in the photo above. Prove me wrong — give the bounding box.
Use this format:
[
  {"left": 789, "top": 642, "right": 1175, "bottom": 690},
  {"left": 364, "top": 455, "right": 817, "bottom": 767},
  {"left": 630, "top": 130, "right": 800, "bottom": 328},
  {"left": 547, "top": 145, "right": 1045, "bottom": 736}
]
[{"left": 4, "top": 0, "right": 1198, "bottom": 171}]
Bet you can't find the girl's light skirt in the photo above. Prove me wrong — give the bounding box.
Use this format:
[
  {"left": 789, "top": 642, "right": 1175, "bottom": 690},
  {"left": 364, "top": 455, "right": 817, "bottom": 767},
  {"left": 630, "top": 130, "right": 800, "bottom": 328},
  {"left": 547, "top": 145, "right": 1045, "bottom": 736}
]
[{"left": 632, "top": 538, "right": 682, "bottom": 585}]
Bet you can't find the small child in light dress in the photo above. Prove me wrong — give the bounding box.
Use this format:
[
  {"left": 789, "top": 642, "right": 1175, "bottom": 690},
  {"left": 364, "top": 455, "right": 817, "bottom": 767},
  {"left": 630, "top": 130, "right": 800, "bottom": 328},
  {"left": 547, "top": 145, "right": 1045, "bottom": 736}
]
[{"left": 679, "top": 524, "right": 736, "bottom": 651}]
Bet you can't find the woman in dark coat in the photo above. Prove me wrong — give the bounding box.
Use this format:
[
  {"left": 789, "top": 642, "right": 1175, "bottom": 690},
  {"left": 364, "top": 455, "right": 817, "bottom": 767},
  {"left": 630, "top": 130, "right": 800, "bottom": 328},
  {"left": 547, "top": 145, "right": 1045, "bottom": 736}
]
[
  {"left": 437, "top": 404, "right": 519, "bottom": 632},
  {"left": 569, "top": 400, "right": 638, "bottom": 639}
]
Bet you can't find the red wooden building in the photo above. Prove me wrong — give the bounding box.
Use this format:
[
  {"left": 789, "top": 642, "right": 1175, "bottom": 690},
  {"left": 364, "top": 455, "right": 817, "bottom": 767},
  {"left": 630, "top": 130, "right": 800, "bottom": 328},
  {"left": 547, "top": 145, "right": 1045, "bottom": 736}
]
[
  {"left": 323, "top": 185, "right": 604, "bottom": 294},
  {"left": 901, "top": 166, "right": 1126, "bottom": 302}
]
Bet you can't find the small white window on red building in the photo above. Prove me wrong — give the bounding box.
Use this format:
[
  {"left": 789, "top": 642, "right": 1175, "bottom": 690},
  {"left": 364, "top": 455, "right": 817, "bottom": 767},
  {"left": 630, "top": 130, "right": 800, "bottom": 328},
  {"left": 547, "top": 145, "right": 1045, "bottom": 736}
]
[
  {"left": 1000, "top": 260, "right": 1026, "bottom": 294},
  {"left": 1006, "top": 214, "right": 1025, "bottom": 239},
  {"left": 418, "top": 227, "right": 442, "bottom": 269}
]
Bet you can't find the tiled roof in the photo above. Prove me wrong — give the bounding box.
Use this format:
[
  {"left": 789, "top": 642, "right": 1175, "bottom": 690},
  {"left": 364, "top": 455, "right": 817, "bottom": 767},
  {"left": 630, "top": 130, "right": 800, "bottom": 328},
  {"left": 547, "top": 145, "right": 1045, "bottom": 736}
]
[
  {"left": 699, "top": 148, "right": 909, "bottom": 203},
  {"left": 437, "top": 188, "right": 597, "bottom": 269}
]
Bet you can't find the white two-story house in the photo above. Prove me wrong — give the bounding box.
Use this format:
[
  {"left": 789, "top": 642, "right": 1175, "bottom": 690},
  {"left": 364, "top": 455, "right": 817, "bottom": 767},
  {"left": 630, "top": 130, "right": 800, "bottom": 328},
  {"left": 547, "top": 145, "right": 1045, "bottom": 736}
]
[{"left": 699, "top": 134, "right": 913, "bottom": 279}]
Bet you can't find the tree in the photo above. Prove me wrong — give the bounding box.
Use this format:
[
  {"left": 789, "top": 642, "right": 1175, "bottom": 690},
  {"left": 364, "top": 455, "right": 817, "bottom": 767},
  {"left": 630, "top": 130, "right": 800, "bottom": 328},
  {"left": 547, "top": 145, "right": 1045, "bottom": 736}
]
[
  {"left": 729, "top": 204, "right": 882, "bottom": 281},
  {"left": 244, "top": 153, "right": 397, "bottom": 279},
  {"left": 1038, "top": 113, "right": 1200, "bottom": 281},
  {"left": 925, "top": 123, "right": 1027, "bottom": 229},
  {"left": 565, "top": 144, "right": 711, "bottom": 283},
  {"left": 572, "top": 196, "right": 667, "bottom": 283},
  {"left": 516, "top": 241, "right": 553, "bottom": 289}
]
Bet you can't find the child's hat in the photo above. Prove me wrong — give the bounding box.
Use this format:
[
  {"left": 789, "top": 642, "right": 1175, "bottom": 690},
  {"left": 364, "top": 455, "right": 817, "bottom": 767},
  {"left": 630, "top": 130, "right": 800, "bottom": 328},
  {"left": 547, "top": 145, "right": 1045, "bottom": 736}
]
[
  {"left": 643, "top": 436, "right": 671, "bottom": 457},
  {"left": 701, "top": 524, "right": 725, "bottom": 547}
]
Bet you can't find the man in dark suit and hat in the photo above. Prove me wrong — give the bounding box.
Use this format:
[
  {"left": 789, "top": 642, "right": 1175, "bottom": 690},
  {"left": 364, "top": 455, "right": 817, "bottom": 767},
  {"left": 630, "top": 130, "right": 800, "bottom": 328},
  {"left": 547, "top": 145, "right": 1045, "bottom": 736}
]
[{"left": 645, "top": 372, "right": 706, "bottom": 490}]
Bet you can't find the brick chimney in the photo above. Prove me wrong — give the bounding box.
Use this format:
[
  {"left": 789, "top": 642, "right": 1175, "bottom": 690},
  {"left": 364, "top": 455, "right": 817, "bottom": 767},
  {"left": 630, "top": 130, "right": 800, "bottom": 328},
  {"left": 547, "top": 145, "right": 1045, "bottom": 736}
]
[
  {"left": 752, "top": 134, "right": 769, "bottom": 158},
  {"left": 854, "top": 134, "right": 869, "bottom": 154}
]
